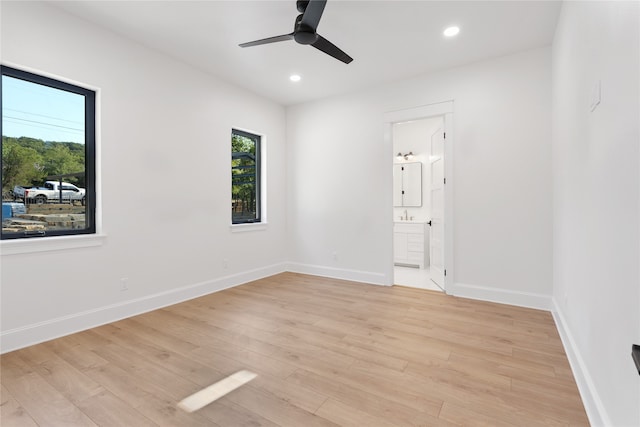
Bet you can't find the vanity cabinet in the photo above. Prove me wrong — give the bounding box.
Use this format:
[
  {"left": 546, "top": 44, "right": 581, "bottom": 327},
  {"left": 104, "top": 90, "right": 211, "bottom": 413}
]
[{"left": 394, "top": 222, "right": 427, "bottom": 268}]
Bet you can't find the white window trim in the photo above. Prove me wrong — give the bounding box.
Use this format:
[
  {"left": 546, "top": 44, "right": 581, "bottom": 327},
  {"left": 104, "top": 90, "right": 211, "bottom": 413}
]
[
  {"left": 1, "top": 233, "right": 107, "bottom": 256},
  {"left": 230, "top": 223, "right": 268, "bottom": 233}
]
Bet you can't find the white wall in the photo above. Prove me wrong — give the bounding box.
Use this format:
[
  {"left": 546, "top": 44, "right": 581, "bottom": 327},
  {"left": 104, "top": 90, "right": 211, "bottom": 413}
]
[
  {"left": 551, "top": 1, "right": 640, "bottom": 426},
  {"left": 392, "top": 117, "right": 442, "bottom": 223},
  {"left": 287, "top": 47, "right": 553, "bottom": 305},
  {"left": 0, "top": 2, "right": 288, "bottom": 351}
]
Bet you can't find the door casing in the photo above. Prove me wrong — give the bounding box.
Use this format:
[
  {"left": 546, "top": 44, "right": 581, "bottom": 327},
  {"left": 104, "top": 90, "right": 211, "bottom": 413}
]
[{"left": 383, "top": 101, "right": 454, "bottom": 292}]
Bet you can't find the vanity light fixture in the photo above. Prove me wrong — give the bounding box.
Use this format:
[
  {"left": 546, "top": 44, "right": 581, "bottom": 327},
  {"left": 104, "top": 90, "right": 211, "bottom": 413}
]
[{"left": 396, "top": 152, "right": 415, "bottom": 160}]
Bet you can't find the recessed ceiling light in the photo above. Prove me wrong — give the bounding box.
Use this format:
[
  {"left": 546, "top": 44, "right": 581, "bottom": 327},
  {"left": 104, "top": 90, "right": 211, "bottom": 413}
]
[
  {"left": 443, "top": 26, "right": 460, "bottom": 37},
  {"left": 289, "top": 74, "right": 301, "bottom": 82}
]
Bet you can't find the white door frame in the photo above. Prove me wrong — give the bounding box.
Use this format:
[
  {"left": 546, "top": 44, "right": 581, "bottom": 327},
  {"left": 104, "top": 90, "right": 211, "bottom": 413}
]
[{"left": 383, "top": 101, "right": 454, "bottom": 292}]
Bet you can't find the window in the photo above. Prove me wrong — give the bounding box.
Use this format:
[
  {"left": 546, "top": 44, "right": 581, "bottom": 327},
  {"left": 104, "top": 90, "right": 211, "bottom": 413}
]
[
  {"left": 1, "top": 66, "right": 96, "bottom": 239},
  {"left": 231, "top": 129, "right": 261, "bottom": 224}
]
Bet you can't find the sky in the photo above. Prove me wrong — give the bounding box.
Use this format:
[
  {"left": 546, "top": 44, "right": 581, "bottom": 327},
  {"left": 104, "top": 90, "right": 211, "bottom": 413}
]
[{"left": 2, "top": 75, "right": 85, "bottom": 144}]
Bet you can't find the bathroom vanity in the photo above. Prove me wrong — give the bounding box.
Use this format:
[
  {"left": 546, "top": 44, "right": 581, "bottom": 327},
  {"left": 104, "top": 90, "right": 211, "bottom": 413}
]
[{"left": 393, "top": 221, "right": 428, "bottom": 268}]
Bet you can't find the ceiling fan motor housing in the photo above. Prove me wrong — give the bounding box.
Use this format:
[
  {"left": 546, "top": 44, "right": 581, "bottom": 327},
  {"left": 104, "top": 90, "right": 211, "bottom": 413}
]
[
  {"left": 293, "top": 14, "right": 318, "bottom": 44},
  {"left": 294, "top": 31, "right": 319, "bottom": 44}
]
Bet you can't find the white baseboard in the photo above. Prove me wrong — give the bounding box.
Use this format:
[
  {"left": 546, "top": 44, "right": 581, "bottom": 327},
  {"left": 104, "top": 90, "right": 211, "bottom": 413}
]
[
  {"left": 0, "top": 263, "right": 287, "bottom": 354},
  {"left": 286, "top": 262, "right": 389, "bottom": 286},
  {"left": 551, "top": 298, "right": 610, "bottom": 427},
  {"left": 449, "top": 282, "right": 551, "bottom": 311}
]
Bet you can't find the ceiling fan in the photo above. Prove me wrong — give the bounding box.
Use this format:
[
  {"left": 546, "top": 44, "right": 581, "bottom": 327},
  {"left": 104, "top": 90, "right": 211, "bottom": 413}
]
[{"left": 239, "top": 0, "right": 353, "bottom": 64}]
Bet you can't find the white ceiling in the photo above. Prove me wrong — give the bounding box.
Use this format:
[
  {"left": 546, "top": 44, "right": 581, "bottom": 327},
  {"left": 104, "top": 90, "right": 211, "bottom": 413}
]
[{"left": 52, "top": 1, "right": 562, "bottom": 106}]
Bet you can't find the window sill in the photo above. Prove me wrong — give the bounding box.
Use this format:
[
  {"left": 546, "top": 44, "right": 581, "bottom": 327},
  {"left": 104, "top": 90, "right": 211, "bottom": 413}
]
[
  {"left": 230, "top": 222, "right": 268, "bottom": 233},
  {"left": 1, "top": 233, "right": 107, "bottom": 256}
]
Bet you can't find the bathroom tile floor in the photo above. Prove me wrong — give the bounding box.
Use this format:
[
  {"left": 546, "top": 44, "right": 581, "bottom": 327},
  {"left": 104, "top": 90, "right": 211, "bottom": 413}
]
[{"left": 394, "top": 265, "right": 443, "bottom": 292}]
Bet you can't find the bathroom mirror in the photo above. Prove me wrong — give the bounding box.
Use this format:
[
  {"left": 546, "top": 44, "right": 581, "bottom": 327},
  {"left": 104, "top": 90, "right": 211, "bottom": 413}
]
[{"left": 393, "top": 162, "right": 422, "bottom": 207}]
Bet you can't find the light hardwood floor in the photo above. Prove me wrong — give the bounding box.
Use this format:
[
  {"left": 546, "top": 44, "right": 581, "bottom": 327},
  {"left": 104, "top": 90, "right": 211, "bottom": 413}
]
[{"left": 0, "top": 273, "right": 589, "bottom": 426}]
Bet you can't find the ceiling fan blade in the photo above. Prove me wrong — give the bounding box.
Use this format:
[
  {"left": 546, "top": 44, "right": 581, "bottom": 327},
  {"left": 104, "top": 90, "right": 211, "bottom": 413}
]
[
  {"left": 311, "top": 34, "right": 353, "bottom": 64},
  {"left": 300, "top": 0, "right": 327, "bottom": 31},
  {"left": 239, "top": 33, "right": 294, "bottom": 48}
]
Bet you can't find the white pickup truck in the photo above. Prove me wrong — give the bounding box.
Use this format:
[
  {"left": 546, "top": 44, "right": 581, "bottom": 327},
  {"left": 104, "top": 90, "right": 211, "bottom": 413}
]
[{"left": 13, "top": 181, "right": 86, "bottom": 205}]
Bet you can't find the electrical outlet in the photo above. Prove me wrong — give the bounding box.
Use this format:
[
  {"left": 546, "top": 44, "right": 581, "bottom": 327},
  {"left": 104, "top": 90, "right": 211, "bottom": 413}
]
[
  {"left": 120, "top": 277, "right": 129, "bottom": 291},
  {"left": 223, "top": 258, "right": 229, "bottom": 269},
  {"left": 332, "top": 251, "right": 338, "bottom": 261}
]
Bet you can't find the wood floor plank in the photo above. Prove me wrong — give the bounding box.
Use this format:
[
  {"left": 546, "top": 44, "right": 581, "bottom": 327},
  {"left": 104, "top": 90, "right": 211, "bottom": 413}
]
[
  {"left": 83, "top": 362, "right": 159, "bottom": 409},
  {"left": 314, "top": 398, "right": 402, "bottom": 427},
  {"left": 0, "top": 384, "right": 39, "bottom": 427},
  {"left": 129, "top": 319, "right": 330, "bottom": 416},
  {"left": 222, "top": 380, "right": 339, "bottom": 427},
  {"left": 115, "top": 315, "right": 200, "bottom": 355},
  {"left": 403, "top": 306, "right": 555, "bottom": 345},
  {"left": 341, "top": 330, "right": 452, "bottom": 362},
  {"left": 513, "top": 346, "right": 573, "bottom": 370},
  {"left": 196, "top": 399, "right": 281, "bottom": 427},
  {"left": 89, "top": 342, "right": 201, "bottom": 401},
  {"left": 288, "top": 368, "right": 442, "bottom": 426},
  {"left": 75, "top": 389, "right": 157, "bottom": 427},
  {"left": 276, "top": 322, "right": 410, "bottom": 372},
  {"left": 298, "top": 357, "right": 444, "bottom": 416},
  {"left": 90, "top": 323, "right": 224, "bottom": 390},
  {"left": 43, "top": 336, "right": 109, "bottom": 370},
  {"left": 85, "top": 362, "right": 218, "bottom": 426},
  {"left": 0, "top": 353, "right": 98, "bottom": 426},
  {"left": 447, "top": 351, "right": 557, "bottom": 381},
  {"left": 439, "top": 400, "right": 532, "bottom": 427},
  {"left": 250, "top": 372, "right": 329, "bottom": 414},
  {"left": 444, "top": 340, "right": 560, "bottom": 378},
  {"left": 185, "top": 342, "right": 329, "bottom": 416},
  {"left": 415, "top": 378, "right": 556, "bottom": 427},
  {"left": 500, "top": 381, "right": 590, "bottom": 424},
  {"left": 18, "top": 343, "right": 105, "bottom": 404},
  {"left": 189, "top": 341, "right": 299, "bottom": 379},
  {"left": 134, "top": 394, "right": 220, "bottom": 427},
  {"left": 0, "top": 272, "right": 588, "bottom": 426}
]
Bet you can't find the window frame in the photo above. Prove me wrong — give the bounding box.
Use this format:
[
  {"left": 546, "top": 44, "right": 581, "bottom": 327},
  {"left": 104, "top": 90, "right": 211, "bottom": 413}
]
[
  {"left": 231, "top": 128, "right": 262, "bottom": 225},
  {"left": 1, "top": 65, "right": 96, "bottom": 240}
]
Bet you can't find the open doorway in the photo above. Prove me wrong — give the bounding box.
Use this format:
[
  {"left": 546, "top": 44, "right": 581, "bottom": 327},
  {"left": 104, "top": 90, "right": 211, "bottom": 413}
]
[
  {"left": 392, "top": 117, "right": 444, "bottom": 291},
  {"left": 384, "top": 101, "right": 454, "bottom": 293}
]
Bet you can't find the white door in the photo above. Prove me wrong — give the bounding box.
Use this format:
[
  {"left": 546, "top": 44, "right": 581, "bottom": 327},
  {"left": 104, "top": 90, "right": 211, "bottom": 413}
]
[
  {"left": 393, "top": 164, "right": 403, "bottom": 206},
  {"left": 429, "top": 127, "right": 445, "bottom": 288}
]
